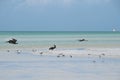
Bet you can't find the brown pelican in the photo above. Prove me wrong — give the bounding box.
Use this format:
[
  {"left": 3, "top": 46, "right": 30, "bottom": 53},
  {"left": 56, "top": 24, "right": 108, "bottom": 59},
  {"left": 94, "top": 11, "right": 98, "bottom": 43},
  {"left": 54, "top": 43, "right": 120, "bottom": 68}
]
[
  {"left": 49, "top": 45, "right": 56, "bottom": 50},
  {"left": 6, "top": 38, "right": 18, "bottom": 44},
  {"left": 78, "top": 39, "right": 87, "bottom": 42}
]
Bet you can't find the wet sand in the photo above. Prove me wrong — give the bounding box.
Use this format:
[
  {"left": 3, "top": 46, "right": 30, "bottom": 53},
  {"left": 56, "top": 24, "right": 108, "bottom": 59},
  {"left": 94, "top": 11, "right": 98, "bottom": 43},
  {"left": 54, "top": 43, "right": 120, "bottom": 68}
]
[{"left": 0, "top": 48, "right": 120, "bottom": 80}]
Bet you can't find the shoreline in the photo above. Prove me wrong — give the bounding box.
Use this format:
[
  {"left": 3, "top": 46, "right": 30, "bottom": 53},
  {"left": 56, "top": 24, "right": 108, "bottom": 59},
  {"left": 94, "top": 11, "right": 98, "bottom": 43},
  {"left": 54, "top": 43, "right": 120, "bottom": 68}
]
[{"left": 0, "top": 47, "right": 120, "bottom": 59}]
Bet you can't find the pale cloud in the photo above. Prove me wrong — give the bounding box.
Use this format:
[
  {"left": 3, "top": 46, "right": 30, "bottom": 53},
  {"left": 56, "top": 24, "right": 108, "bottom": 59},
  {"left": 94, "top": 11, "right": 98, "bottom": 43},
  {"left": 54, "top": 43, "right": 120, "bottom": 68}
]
[
  {"left": 1, "top": 0, "right": 112, "bottom": 7},
  {"left": 25, "top": 0, "right": 50, "bottom": 6},
  {"left": 10, "top": 0, "right": 113, "bottom": 10},
  {"left": 10, "top": 0, "right": 112, "bottom": 8},
  {"left": 23, "top": 0, "right": 112, "bottom": 6},
  {"left": 63, "top": 0, "right": 73, "bottom": 5},
  {"left": 23, "top": 0, "right": 73, "bottom": 6},
  {"left": 83, "top": 0, "right": 111, "bottom": 4}
]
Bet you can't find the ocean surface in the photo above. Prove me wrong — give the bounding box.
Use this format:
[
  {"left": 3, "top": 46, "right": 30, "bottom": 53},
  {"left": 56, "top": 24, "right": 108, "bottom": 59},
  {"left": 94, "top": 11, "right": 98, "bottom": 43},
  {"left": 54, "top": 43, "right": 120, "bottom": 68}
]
[
  {"left": 0, "top": 31, "right": 120, "bottom": 50},
  {"left": 0, "top": 31, "right": 120, "bottom": 80}
]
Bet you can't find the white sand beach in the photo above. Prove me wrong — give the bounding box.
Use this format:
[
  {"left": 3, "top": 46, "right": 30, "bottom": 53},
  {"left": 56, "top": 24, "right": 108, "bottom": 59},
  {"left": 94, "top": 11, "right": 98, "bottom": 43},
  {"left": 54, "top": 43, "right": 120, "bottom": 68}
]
[{"left": 0, "top": 48, "right": 120, "bottom": 80}]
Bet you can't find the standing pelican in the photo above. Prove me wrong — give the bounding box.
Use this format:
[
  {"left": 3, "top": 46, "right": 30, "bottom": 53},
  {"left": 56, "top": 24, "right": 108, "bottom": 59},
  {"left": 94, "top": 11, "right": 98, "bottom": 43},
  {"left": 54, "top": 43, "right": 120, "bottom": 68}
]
[{"left": 49, "top": 45, "right": 56, "bottom": 50}]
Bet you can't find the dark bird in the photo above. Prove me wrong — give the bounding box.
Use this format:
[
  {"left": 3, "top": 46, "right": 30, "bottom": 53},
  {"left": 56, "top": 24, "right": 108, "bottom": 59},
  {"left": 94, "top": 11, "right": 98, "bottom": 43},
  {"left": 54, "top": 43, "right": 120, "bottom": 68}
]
[
  {"left": 70, "top": 55, "right": 72, "bottom": 58},
  {"left": 88, "top": 54, "right": 91, "bottom": 55},
  {"left": 39, "top": 52, "right": 43, "bottom": 55},
  {"left": 7, "top": 50, "right": 10, "bottom": 52},
  {"left": 6, "top": 38, "right": 18, "bottom": 44},
  {"left": 57, "top": 53, "right": 65, "bottom": 58},
  {"left": 101, "top": 53, "right": 105, "bottom": 56},
  {"left": 78, "top": 39, "right": 88, "bottom": 42},
  {"left": 93, "top": 60, "right": 96, "bottom": 63},
  {"left": 99, "top": 55, "right": 102, "bottom": 58},
  {"left": 49, "top": 45, "right": 56, "bottom": 50},
  {"left": 57, "top": 55, "right": 60, "bottom": 58}
]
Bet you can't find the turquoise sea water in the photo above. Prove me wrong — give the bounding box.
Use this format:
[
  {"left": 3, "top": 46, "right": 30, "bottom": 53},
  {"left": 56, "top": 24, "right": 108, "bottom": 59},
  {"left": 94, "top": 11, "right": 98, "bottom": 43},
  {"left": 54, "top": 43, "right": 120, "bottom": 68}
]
[{"left": 0, "top": 31, "right": 120, "bottom": 49}]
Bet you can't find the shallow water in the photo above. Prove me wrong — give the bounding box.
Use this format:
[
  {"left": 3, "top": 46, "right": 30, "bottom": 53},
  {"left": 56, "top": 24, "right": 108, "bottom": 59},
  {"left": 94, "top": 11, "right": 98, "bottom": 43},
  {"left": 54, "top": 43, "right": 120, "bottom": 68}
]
[
  {"left": 0, "top": 31, "right": 120, "bottom": 50},
  {"left": 0, "top": 52, "right": 120, "bottom": 80}
]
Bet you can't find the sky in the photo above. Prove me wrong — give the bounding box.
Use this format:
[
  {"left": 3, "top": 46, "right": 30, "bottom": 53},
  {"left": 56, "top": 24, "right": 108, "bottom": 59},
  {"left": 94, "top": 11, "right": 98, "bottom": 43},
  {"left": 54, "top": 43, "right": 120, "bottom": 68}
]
[{"left": 0, "top": 0, "right": 120, "bottom": 31}]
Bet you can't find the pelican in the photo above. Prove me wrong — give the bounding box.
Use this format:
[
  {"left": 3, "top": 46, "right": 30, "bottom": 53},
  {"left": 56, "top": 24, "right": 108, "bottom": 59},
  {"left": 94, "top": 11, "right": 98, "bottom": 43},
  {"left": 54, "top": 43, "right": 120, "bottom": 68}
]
[
  {"left": 49, "top": 45, "right": 56, "bottom": 50},
  {"left": 78, "top": 39, "right": 88, "bottom": 42},
  {"left": 6, "top": 38, "right": 18, "bottom": 44}
]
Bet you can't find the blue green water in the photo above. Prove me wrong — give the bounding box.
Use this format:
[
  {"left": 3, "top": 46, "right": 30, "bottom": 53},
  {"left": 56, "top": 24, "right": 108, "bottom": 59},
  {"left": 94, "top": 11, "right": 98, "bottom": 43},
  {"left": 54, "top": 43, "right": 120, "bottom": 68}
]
[{"left": 0, "top": 31, "right": 120, "bottom": 49}]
